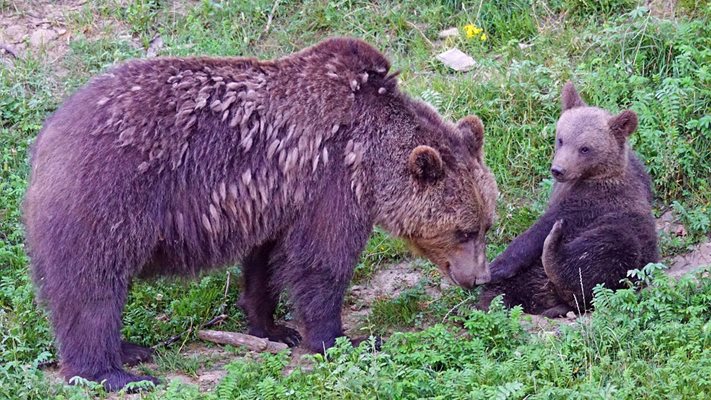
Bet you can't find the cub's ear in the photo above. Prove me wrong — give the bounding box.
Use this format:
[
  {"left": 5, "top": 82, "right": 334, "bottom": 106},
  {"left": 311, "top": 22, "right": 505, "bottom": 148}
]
[
  {"left": 408, "top": 145, "right": 444, "bottom": 183},
  {"left": 457, "top": 115, "right": 484, "bottom": 160},
  {"left": 561, "top": 81, "right": 586, "bottom": 111},
  {"left": 609, "top": 110, "right": 638, "bottom": 143}
]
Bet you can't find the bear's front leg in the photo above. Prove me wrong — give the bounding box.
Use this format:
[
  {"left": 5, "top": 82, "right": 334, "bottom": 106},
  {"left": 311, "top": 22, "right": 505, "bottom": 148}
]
[
  {"left": 488, "top": 209, "right": 561, "bottom": 282},
  {"left": 288, "top": 229, "right": 371, "bottom": 352},
  {"left": 277, "top": 185, "right": 372, "bottom": 353}
]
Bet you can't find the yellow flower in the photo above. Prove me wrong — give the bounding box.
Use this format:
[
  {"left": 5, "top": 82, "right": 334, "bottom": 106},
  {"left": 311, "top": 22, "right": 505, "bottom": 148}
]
[
  {"left": 480, "top": 33, "right": 487, "bottom": 42},
  {"left": 463, "top": 23, "right": 482, "bottom": 39}
]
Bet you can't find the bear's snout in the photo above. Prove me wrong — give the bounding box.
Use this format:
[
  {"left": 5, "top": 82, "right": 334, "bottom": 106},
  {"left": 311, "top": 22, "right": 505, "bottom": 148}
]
[
  {"left": 446, "top": 240, "right": 491, "bottom": 289},
  {"left": 551, "top": 165, "right": 567, "bottom": 181}
]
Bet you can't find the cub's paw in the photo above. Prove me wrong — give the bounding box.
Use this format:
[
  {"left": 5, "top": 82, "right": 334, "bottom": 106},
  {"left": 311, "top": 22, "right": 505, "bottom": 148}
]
[
  {"left": 488, "top": 259, "right": 515, "bottom": 282},
  {"left": 91, "top": 370, "right": 159, "bottom": 393},
  {"left": 120, "top": 341, "right": 154, "bottom": 366},
  {"left": 544, "top": 219, "right": 565, "bottom": 248}
]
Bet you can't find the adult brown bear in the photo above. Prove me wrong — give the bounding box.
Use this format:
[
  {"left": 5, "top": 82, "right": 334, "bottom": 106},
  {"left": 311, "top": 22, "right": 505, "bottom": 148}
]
[
  {"left": 23, "top": 38, "right": 498, "bottom": 390},
  {"left": 478, "top": 82, "right": 658, "bottom": 317}
]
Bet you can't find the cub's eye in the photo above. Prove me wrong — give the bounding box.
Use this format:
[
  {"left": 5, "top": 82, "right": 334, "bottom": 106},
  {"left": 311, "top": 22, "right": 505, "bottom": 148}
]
[
  {"left": 456, "top": 229, "right": 478, "bottom": 243},
  {"left": 579, "top": 146, "right": 590, "bottom": 154},
  {"left": 557, "top": 138, "right": 563, "bottom": 146}
]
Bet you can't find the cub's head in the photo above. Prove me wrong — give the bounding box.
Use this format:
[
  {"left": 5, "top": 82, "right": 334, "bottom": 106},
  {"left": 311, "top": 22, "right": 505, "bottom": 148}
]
[
  {"left": 375, "top": 103, "right": 498, "bottom": 289},
  {"left": 552, "top": 82, "right": 638, "bottom": 182}
]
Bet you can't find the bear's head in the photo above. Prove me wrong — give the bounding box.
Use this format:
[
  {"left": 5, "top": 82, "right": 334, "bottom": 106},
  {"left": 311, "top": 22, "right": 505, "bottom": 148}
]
[
  {"left": 374, "top": 103, "right": 498, "bottom": 289},
  {"left": 551, "top": 81, "right": 638, "bottom": 183}
]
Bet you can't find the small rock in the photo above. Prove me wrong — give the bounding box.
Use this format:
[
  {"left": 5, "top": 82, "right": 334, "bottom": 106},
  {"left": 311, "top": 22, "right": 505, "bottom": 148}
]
[
  {"left": 655, "top": 210, "right": 685, "bottom": 236},
  {"left": 438, "top": 27, "right": 459, "bottom": 39},
  {"left": 198, "top": 370, "right": 227, "bottom": 385},
  {"left": 439, "top": 279, "right": 453, "bottom": 291},
  {"left": 146, "top": 34, "right": 164, "bottom": 57},
  {"left": 3, "top": 25, "right": 26, "bottom": 43},
  {"left": 674, "top": 225, "right": 687, "bottom": 237},
  {"left": 565, "top": 311, "right": 576, "bottom": 319},
  {"left": 29, "top": 28, "right": 57, "bottom": 47},
  {"left": 518, "top": 42, "right": 533, "bottom": 50},
  {"left": 436, "top": 48, "right": 476, "bottom": 72},
  {"left": 668, "top": 241, "right": 711, "bottom": 278},
  {"left": 164, "top": 373, "right": 195, "bottom": 385}
]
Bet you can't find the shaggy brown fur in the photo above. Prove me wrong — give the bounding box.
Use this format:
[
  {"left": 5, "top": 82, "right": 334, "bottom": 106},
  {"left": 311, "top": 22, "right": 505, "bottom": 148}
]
[
  {"left": 478, "top": 82, "right": 658, "bottom": 317},
  {"left": 23, "top": 37, "right": 498, "bottom": 390}
]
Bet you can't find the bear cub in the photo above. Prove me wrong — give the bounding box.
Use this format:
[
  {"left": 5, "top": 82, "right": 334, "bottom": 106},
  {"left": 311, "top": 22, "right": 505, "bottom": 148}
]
[{"left": 478, "top": 82, "right": 659, "bottom": 317}]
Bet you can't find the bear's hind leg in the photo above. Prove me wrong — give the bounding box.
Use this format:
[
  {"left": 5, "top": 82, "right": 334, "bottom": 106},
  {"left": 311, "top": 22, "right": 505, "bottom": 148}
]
[
  {"left": 541, "top": 219, "right": 564, "bottom": 282},
  {"left": 48, "top": 274, "right": 158, "bottom": 391},
  {"left": 118, "top": 281, "right": 154, "bottom": 366},
  {"left": 542, "top": 220, "right": 642, "bottom": 311},
  {"left": 238, "top": 240, "right": 301, "bottom": 347},
  {"left": 478, "top": 260, "right": 565, "bottom": 315}
]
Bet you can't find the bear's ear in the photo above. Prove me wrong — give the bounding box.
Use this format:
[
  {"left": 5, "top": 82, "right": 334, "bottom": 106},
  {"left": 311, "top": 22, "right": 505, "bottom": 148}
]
[
  {"left": 608, "top": 110, "right": 638, "bottom": 142},
  {"left": 457, "top": 116, "right": 484, "bottom": 159},
  {"left": 408, "top": 145, "right": 444, "bottom": 183},
  {"left": 561, "top": 81, "right": 586, "bottom": 111}
]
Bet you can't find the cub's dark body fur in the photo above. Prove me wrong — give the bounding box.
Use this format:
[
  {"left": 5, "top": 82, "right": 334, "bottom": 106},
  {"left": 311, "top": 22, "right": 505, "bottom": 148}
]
[
  {"left": 24, "top": 38, "right": 497, "bottom": 390},
  {"left": 478, "top": 83, "right": 659, "bottom": 317}
]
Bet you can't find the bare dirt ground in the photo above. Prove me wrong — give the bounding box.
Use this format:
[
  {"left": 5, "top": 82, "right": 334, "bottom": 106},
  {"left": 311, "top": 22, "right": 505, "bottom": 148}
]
[{"left": 1, "top": 1, "right": 123, "bottom": 56}]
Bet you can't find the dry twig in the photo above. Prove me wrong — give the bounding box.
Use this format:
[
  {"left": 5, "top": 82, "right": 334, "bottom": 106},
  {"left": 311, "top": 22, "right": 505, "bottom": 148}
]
[
  {"left": 198, "top": 330, "right": 289, "bottom": 354},
  {"left": 405, "top": 21, "right": 434, "bottom": 48},
  {"left": 264, "top": 0, "right": 281, "bottom": 34}
]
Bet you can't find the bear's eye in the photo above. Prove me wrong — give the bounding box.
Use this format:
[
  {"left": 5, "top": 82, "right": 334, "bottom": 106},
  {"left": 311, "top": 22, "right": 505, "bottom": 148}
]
[
  {"left": 557, "top": 138, "right": 563, "bottom": 146},
  {"left": 456, "top": 229, "right": 478, "bottom": 243},
  {"left": 579, "top": 146, "right": 590, "bottom": 154}
]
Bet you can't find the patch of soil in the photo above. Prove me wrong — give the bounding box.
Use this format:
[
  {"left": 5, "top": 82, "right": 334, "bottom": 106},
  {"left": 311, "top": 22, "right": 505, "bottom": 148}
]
[
  {"left": 520, "top": 312, "right": 581, "bottom": 336},
  {"left": 343, "top": 262, "right": 439, "bottom": 336},
  {"left": 656, "top": 209, "right": 710, "bottom": 278},
  {"left": 0, "top": 0, "right": 138, "bottom": 75},
  {"left": 665, "top": 241, "right": 711, "bottom": 278},
  {"left": 647, "top": 0, "right": 678, "bottom": 18},
  {"left": 1, "top": 1, "right": 80, "bottom": 61}
]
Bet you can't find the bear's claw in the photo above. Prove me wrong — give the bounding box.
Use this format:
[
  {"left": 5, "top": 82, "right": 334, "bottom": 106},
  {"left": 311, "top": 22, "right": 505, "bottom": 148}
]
[
  {"left": 120, "top": 341, "right": 154, "bottom": 366},
  {"left": 261, "top": 325, "right": 302, "bottom": 348},
  {"left": 89, "top": 370, "right": 159, "bottom": 393}
]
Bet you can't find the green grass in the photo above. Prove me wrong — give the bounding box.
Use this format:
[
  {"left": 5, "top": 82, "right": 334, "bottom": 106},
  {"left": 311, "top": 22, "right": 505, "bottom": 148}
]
[
  {"left": 0, "top": 0, "right": 709, "bottom": 398},
  {"left": 150, "top": 265, "right": 711, "bottom": 400}
]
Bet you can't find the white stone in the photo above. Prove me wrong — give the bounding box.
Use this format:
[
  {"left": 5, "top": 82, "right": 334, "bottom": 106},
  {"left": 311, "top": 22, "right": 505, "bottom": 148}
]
[
  {"left": 29, "top": 28, "right": 57, "bottom": 47},
  {"left": 3, "top": 25, "right": 26, "bottom": 43},
  {"left": 438, "top": 27, "right": 459, "bottom": 39},
  {"left": 436, "top": 48, "right": 476, "bottom": 72}
]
